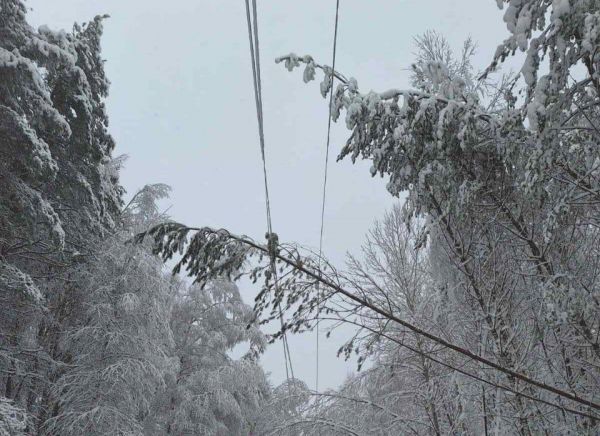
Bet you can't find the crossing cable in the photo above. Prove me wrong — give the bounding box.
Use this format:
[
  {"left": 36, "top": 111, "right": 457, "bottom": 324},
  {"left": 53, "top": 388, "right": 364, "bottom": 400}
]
[
  {"left": 244, "top": 0, "right": 295, "bottom": 382},
  {"left": 316, "top": 0, "right": 341, "bottom": 394},
  {"left": 163, "top": 226, "right": 600, "bottom": 418},
  {"left": 314, "top": 315, "right": 600, "bottom": 421},
  {"left": 239, "top": 2, "right": 595, "bottom": 418}
]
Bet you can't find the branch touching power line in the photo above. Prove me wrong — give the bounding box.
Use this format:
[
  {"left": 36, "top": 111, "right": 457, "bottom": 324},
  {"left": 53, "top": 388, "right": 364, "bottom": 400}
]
[
  {"left": 137, "top": 224, "right": 600, "bottom": 417},
  {"left": 243, "top": 0, "right": 295, "bottom": 383}
]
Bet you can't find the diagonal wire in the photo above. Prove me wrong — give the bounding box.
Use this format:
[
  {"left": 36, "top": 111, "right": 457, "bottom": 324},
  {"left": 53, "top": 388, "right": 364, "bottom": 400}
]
[
  {"left": 316, "top": 0, "right": 341, "bottom": 394},
  {"left": 244, "top": 0, "right": 295, "bottom": 383}
]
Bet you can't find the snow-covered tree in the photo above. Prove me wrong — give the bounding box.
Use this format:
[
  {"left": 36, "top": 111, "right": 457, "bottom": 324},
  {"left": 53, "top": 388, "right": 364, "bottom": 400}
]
[
  {"left": 1, "top": 4, "right": 274, "bottom": 434},
  {"left": 271, "top": 4, "right": 600, "bottom": 431},
  {"left": 146, "top": 280, "right": 268, "bottom": 435},
  {"left": 141, "top": 3, "right": 600, "bottom": 431},
  {"left": 0, "top": 396, "right": 31, "bottom": 436},
  {"left": 0, "top": 0, "right": 121, "bottom": 283},
  {"left": 1, "top": 1, "right": 122, "bottom": 429},
  {"left": 43, "top": 236, "right": 175, "bottom": 436}
]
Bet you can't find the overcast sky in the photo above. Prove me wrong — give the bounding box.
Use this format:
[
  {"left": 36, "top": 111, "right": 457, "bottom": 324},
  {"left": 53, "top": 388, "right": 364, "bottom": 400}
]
[{"left": 27, "top": 0, "right": 511, "bottom": 391}]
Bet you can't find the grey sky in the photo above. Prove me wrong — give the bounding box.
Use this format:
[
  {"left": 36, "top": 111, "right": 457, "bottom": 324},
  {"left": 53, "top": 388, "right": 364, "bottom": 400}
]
[{"left": 28, "top": 0, "right": 510, "bottom": 391}]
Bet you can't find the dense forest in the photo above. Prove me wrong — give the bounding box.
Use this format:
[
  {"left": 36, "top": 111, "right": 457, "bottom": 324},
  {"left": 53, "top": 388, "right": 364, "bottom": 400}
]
[{"left": 3, "top": 0, "right": 600, "bottom": 434}]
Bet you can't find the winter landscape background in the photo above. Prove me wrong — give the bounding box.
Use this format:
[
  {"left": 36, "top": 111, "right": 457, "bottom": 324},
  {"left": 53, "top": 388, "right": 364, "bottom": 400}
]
[
  {"left": 26, "top": 0, "right": 512, "bottom": 392},
  {"left": 2, "top": 0, "right": 600, "bottom": 434}
]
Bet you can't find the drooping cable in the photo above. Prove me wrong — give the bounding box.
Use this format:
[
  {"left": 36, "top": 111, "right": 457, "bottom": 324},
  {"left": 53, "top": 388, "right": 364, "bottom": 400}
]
[
  {"left": 238, "top": 0, "right": 596, "bottom": 420},
  {"left": 169, "top": 226, "right": 600, "bottom": 418},
  {"left": 316, "top": 0, "right": 341, "bottom": 394},
  {"left": 244, "top": 0, "right": 295, "bottom": 384}
]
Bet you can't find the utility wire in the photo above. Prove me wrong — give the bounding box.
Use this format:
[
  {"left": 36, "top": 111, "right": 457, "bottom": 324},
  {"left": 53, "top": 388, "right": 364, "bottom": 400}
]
[
  {"left": 181, "top": 228, "right": 600, "bottom": 416},
  {"left": 315, "top": 315, "right": 600, "bottom": 421},
  {"left": 170, "top": 226, "right": 600, "bottom": 418},
  {"left": 316, "top": 0, "right": 341, "bottom": 395},
  {"left": 238, "top": 0, "right": 596, "bottom": 420},
  {"left": 244, "top": 0, "right": 295, "bottom": 383}
]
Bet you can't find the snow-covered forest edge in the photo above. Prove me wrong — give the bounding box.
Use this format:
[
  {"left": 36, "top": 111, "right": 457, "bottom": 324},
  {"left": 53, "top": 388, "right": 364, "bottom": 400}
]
[{"left": 3, "top": 0, "right": 600, "bottom": 434}]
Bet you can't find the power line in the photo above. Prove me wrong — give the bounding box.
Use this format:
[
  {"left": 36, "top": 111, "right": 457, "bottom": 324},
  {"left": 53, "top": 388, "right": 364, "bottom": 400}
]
[
  {"left": 316, "top": 0, "right": 341, "bottom": 395},
  {"left": 239, "top": 0, "right": 600, "bottom": 420},
  {"left": 244, "top": 0, "right": 295, "bottom": 383},
  {"left": 167, "top": 226, "right": 600, "bottom": 419},
  {"left": 190, "top": 228, "right": 600, "bottom": 416},
  {"left": 316, "top": 316, "right": 600, "bottom": 422}
]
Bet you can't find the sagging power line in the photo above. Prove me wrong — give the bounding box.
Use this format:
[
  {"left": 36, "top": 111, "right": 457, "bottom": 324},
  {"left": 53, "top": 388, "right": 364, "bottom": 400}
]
[
  {"left": 243, "top": 0, "right": 295, "bottom": 383},
  {"left": 316, "top": 0, "right": 341, "bottom": 395}
]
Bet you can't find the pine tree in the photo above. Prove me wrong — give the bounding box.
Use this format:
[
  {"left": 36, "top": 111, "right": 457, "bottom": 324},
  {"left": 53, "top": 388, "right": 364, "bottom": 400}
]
[{"left": 0, "top": 1, "right": 122, "bottom": 428}]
